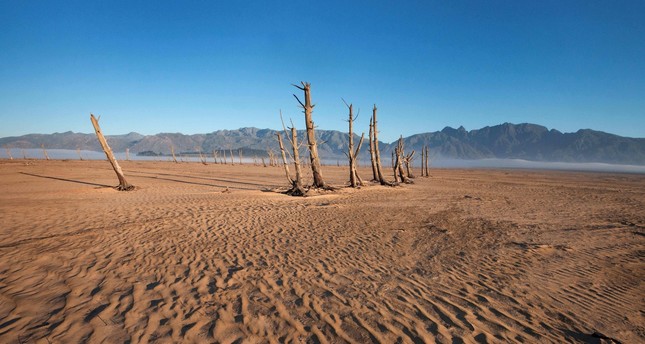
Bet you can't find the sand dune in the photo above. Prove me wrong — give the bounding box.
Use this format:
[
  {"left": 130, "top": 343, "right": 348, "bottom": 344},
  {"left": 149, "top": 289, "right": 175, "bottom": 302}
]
[{"left": 0, "top": 160, "right": 642, "bottom": 343}]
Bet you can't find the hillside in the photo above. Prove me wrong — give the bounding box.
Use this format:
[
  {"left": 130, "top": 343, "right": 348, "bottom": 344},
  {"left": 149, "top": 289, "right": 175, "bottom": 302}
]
[{"left": 1, "top": 123, "right": 644, "bottom": 165}]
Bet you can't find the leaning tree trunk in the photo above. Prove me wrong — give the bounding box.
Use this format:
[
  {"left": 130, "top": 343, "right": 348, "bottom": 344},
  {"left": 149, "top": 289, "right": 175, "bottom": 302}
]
[
  {"left": 294, "top": 82, "right": 326, "bottom": 188},
  {"left": 276, "top": 133, "right": 293, "bottom": 185},
  {"left": 90, "top": 114, "right": 134, "bottom": 191}
]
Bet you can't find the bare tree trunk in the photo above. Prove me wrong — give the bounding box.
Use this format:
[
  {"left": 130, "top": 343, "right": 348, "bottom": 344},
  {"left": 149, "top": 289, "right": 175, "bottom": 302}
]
[
  {"left": 5, "top": 148, "right": 13, "bottom": 160},
  {"left": 405, "top": 151, "right": 415, "bottom": 178},
  {"left": 212, "top": 150, "right": 218, "bottom": 164},
  {"left": 424, "top": 146, "right": 430, "bottom": 177},
  {"left": 198, "top": 147, "right": 207, "bottom": 165},
  {"left": 293, "top": 82, "right": 326, "bottom": 188},
  {"left": 395, "top": 136, "right": 412, "bottom": 184},
  {"left": 238, "top": 149, "right": 243, "bottom": 165},
  {"left": 289, "top": 127, "right": 306, "bottom": 195},
  {"left": 170, "top": 145, "right": 178, "bottom": 163},
  {"left": 41, "top": 144, "right": 50, "bottom": 160},
  {"left": 368, "top": 118, "right": 378, "bottom": 181},
  {"left": 276, "top": 133, "right": 293, "bottom": 184},
  {"left": 344, "top": 101, "right": 364, "bottom": 187},
  {"left": 125, "top": 148, "right": 130, "bottom": 161},
  {"left": 393, "top": 147, "right": 400, "bottom": 183},
  {"left": 372, "top": 105, "right": 389, "bottom": 185},
  {"left": 90, "top": 114, "right": 134, "bottom": 191},
  {"left": 76, "top": 148, "right": 83, "bottom": 161},
  {"left": 21, "top": 149, "right": 26, "bottom": 159}
]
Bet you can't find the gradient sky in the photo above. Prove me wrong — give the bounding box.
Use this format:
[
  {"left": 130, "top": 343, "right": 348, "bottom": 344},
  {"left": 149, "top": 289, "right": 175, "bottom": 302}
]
[{"left": 1, "top": 1, "right": 644, "bottom": 142}]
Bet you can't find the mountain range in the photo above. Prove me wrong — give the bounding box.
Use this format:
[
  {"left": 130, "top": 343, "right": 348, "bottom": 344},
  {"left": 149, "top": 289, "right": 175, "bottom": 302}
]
[{"left": 1, "top": 123, "right": 644, "bottom": 165}]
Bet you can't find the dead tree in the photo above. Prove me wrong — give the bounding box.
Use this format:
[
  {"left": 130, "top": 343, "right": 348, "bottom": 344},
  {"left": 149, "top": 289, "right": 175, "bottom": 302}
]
[
  {"left": 41, "top": 144, "right": 50, "bottom": 160},
  {"left": 229, "top": 148, "right": 235, "bottom": 165},
  {"left": 76, "top": 147, "right": 83, "bottom": 160},
  {"left": 277, "top": 112, "right": 306, "bottom": 196},
  {"left": 394, "top": 136, "right": 412, "bottom": 184},
  {"left": 424, "top": 145, "right": 430, "bottom": 177},
  {"left": 90, "top": 114, "right": 134, "bottom": 191},
  {"left": 21, "top": 149, "right": 26, "bottom": 159},
  {"left": 238, "top": 149, "right": 243, "bottom": 165},
  {"left": 125, "top": 148, "right": 130, "bottom": 161},
  {"left": 293, "top": 82, "right": 326, "bottom": 188},
  {"left": 404, "top": 150, "right": 415, "bottom": 178},
  {"left": 170, "top": 145, "right": 178, "bottom": 163},
  {"left": 343, "top": 99, "right": 364, "bottom": 187},
  {"left": 368, "top": 117, "right": 378, "bottom": 181},
  {"left": 197, "top": 147, "right": 207, "bottom": 165},
  {"left": 371, "top": 105, "right": 391, "bottom": 185},
  {"left": 5, "top": 148, "right": 13, "bottom": 160},
  {"left": 276, "top": 133, "right": 292, "bottom": 183}
]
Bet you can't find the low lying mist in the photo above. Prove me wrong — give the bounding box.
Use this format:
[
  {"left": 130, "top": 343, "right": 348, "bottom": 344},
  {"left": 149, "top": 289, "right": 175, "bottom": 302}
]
[{"left": 3, "top": 149, "right": 644, "bottom": 174}]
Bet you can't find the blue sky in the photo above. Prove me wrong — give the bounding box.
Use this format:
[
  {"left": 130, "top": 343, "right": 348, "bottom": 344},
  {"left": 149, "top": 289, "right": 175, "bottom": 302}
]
[{"left": 1, "top": 1, "right": 643, "bottom": 142}]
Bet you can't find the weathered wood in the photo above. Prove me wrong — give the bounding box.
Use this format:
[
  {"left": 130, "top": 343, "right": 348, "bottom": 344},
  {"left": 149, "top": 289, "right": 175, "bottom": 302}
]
[
  {"left": 170, "top": 145, "right": 178, "bottom": 163},
  {"left": 5, "top": 148, "right": 13, "bottom": 160},
  {"left": 404, "top": 150, "right": 415, "bottom": 178},
  {"left": 125, "top": 148, "right": 130, "bottom": 161},
  {"left": 41, "top": 144, "right": 50, "bottom": 160},
  {"left": 345, "top": 102, "right": 363, "bottom": 187},
  {"left": 90, "top": 114, "right": 134, "bottom": 191},
  {"left": 76, "top": 148, "right": 83, "bottom": 161},
  {"left": 368, "top": 118, "right": 378, "bottom": 181},
  {"left": 276, "top": 132, "right": 293, "bottom": 184},
  {"left": 395, "top": 136, "right": 412, "bottom": 183},
  {"left": 372, "top": 105, "right": 389, "bottom": 185},
  {"left": 294, "top": 82, "right": 326, "bottom": 188}
]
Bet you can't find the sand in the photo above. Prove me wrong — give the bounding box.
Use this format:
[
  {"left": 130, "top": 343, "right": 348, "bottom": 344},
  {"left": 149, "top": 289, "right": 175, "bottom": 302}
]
[{"left": 0, "top": 159, "right": 642, "bottom": 343}]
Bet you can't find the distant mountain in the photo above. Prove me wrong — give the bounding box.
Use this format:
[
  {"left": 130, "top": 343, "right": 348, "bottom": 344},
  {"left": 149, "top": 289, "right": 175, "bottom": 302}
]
[{"left": 1, "top": 123, "right": 644, "bottom": 165}]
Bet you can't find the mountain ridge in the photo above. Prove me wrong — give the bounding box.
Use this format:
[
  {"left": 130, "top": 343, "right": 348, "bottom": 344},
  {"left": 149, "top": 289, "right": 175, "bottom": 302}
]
[{"left": 1, "top": 123, "right": 644, "bottom": 165}]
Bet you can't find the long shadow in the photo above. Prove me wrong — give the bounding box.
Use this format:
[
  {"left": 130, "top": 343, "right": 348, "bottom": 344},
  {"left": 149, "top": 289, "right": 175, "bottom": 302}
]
[
  {"left": 135, "top": 175, "right": 258, "bottom": 191},
  {"left": 20, "top": 172, "right": 113, "bottom": 188},
  {"left": 126, "top": 169, "right": 280, "bottom": 189}
]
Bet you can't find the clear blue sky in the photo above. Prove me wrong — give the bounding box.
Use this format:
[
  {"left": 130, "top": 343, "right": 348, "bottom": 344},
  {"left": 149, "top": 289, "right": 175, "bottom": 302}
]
[{"left": 1, "top": 1, "right": 644, "bottom": 142}]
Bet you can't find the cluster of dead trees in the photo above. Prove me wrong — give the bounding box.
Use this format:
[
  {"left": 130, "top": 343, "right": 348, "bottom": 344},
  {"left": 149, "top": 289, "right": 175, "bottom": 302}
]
[
  {"left": 89, "top": 82, "right": 431, "bottom": 193},
  {"left": 276, "top": 82, "right": 431, "bottom": 196}
]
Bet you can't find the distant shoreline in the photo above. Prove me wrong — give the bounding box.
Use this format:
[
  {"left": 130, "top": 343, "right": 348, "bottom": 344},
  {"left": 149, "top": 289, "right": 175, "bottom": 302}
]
[{"left": 3, "top": 148, "right": 644, "bottom": 174}]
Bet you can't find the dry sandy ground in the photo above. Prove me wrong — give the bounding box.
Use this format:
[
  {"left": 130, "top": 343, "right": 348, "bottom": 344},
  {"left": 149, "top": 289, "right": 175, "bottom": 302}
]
[{"left": 0, "top": 159, "right": 643, "bottom": 344}]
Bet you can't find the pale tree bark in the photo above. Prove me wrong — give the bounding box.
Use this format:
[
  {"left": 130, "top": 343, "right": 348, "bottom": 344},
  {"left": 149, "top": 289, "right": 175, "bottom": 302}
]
[
  {"left": 5, "top": 148, "right": 13, "bottom": 160},
  {"left": 125, "top": 148, "right": 130, "bottom": 161},
  {"left": 368, "top": 118, "right": 378, "bottom": 181},
  {"left": 170, "top": 145, "right": 178, "bottom": 163},
  {"left": 293, "top": 82, "right": 326, "bottom": 188},
  {"left": 41, "top": 144, "right": 50, "bottom": 160},
  {"left": 90, "top": 114, "right": 134, "bottom": 191},
  {"left": 277, "top": 111, "right": 307, "bottom": 196},
  {"left": 424, "top": 146, "right": 430, "bottom": 177},
  {"left": 344, "top": 100, "right": 364, "bottom": 187},
  {"left": 372, "top": 105, "right": 390, "bottom": 185},
  {"left": 395, "top": 136, "right": 412, "bottom": 184},
  {"left": 276, "top": 132, "right": 293, "bottom": 185},
  {"left": 77, "top": 148, "right": 83, "bottom": 161},
  {"left": 404, "top": 150, "right": 415, "bottom": 178}
]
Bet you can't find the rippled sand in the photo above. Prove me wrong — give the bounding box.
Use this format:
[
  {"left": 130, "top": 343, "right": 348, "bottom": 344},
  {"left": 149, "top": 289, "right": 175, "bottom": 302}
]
[{"left": 0, "top": 159, "right": 642, "bottom": 343}]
